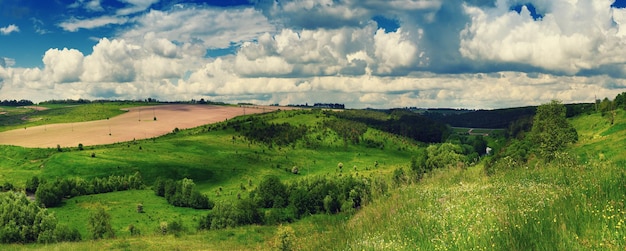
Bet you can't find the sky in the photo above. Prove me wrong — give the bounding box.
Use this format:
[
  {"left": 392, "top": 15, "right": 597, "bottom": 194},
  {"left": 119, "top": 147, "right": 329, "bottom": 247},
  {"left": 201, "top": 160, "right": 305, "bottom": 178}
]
[{"left": 1, "top": 0, "right": 626, "bottom": 109}]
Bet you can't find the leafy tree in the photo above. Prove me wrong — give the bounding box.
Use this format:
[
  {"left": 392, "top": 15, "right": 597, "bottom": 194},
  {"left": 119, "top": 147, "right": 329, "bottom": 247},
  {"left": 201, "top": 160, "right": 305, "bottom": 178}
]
[
  {"left": 0, "top": 192, "right": 60, "bottom": 243},
  {"left": 88, "top": 207, "right": 115, "bottom": 240},
  {"left": 530, "top": 100, "right": 578, "bottom": 160},
  {"left": 426, "top": 143, "right": 465, "bottom": 170},
  {"left": 255, "top": 175, "right": 288, "bottom": 208}
]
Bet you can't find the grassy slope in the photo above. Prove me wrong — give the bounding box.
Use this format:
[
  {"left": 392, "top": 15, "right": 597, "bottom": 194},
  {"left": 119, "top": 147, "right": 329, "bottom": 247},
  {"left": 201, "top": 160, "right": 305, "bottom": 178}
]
[
  {"left": 0, "top": 108, "right": 421, "bottom": 250},
  {"left": 3, "top": 107, "right": 624, "bottom": 250},
  {"left": 295, "top": 110, "right": 626, "bottom": 250}
]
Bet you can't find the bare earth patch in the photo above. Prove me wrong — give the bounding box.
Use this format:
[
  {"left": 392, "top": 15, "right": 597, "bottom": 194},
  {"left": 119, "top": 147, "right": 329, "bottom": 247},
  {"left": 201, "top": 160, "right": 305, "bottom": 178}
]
[
  {"left": 21, "top": 106, "right": 50, "bottom": 111},
  {"left": 0, "top": 104, "right": 287, "bottom": 148}
]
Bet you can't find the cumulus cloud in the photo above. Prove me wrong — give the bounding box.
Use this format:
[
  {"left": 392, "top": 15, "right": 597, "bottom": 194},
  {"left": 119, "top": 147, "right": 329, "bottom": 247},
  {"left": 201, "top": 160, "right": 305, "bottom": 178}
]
[
  {"left": 0, "top": 24, "right": 20, "bottom": 35},
  {"left": 43, "top": 48, "right": 84, "bottom": 83},
  {"left": 5, "top": 0, "right": 626, "bottom": 109},
  {"left": 460, "top": 0, "right": 626, "bottom": 75},
  {"left": 81, "top": 38, "right": 140, "bottom": 82}
]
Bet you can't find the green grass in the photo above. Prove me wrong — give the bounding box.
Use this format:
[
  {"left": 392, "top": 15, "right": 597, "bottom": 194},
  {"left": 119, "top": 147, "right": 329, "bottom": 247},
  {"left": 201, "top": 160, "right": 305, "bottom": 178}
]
[
  {"left": 291, "top": 110, "right": 626, "bottom": 250},
  {"left": 2, "top": 107, "right": 625, "bottom": 250},
  {"left": 49, "top": 190, "right": 209, "bottom": 239}
]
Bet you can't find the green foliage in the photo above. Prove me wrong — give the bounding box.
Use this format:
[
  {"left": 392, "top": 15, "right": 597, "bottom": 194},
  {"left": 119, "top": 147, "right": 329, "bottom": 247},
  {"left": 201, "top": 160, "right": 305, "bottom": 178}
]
[
  {"left": 275, "top": 225, "right": 296, "bottom": 251},
  {"left": 329, "top": 109, "right": 449, "bottom": 143},
  {"left": 87, "top": 207, "right": 114, "bottom": 240},
  {"left": 25, "top": 176, "right": 40, "bottom": 193},
  {"left": 236, "top": 118, "right": 307, "bottom": 146},
  {"left": 324, "top": 119, "right": 368, "bottom": 146},
  {"left": 153, "top": 177, "right": 213, "bottom": 209},
  {"left": 0, "top": 192, "right": 60, "bottom": 243},
  {"left": 53, "top": 224, "right": 82, "bottom": 242},
  {"left": 255, "top": 175, "right": 288, "bottom": 208},
  {"left": 198, "top": 198, "right": 262, "bottom": 230},
  {"left": 615, "top": 92, "right": 626, "bottom": 110},
  {"left": 426, "top": 143, "right": 465, "bottom": 169},
  {"left": 35, "top": 172, "right": 144, "bottom": 208},
  {"left": 530, "top": 100, "right": 578, "bottom": 160},
  {"left": 392, "top": 167, "right": 409, "bottom": 186}
]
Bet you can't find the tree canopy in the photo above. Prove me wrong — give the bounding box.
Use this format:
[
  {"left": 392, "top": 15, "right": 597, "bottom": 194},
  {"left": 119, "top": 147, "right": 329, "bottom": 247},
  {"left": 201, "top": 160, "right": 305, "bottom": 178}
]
[{"left": 530, "top": 100, "right": 578, "bottom": 159}]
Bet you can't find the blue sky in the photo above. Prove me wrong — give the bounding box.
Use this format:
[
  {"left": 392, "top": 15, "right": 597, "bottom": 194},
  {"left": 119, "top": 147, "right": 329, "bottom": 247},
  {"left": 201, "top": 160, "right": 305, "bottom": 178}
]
[{"left": 1, "top": 0, "right": 626, "bottom": 109}]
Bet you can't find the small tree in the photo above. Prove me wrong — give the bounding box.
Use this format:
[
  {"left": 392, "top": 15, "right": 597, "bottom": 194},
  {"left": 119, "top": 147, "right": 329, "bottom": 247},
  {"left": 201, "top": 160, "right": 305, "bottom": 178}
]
[
  {"left": 78, "top": 143, "right": 84, "bottom": 151},
  {"left": 275, "top": 225, "right": 296, "bottom": 251},
  {"left": 88, "top": 207, "right": 115, "bottom": 240},
  {"left": 530, "top": 100, "right": 578, "bottom": 160},
  {"left": 136, "top": 203, "right": 144, "bottom": 213}
]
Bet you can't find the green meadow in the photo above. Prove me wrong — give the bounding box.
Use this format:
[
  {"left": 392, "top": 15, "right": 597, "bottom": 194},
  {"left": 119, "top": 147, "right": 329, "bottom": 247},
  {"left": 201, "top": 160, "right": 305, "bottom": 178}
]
[{"left": 0, "top": 102, "right": 625, "bottom": 250}]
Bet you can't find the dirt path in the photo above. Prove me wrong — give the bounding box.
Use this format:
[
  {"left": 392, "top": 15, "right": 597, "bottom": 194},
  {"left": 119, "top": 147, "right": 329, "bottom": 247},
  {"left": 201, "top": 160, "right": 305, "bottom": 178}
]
[{"left": 0, "top": 104, "right": 285, "bottom": 148}]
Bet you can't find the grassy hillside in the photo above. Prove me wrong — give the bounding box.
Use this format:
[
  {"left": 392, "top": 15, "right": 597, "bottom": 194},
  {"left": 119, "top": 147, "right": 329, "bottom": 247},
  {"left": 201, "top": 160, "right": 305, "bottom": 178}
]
[
  {"left": 1, "top": 104, "right": 624, "bottom": 250},
  {"left": 1, "top": 107, "right": 428, "bottom": 249},
  {"left": 293, "top": 110, "right": 626, "bottom": 250}
]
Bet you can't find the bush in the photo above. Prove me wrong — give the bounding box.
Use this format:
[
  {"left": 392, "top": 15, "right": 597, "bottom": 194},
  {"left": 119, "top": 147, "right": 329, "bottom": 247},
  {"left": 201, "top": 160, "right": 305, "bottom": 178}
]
[
  {"left": 54, "top": 224, "right": 81, "bottom": 242},
  {"left": 275, "top": 225, "right": 296, "bottom": 251},
  {"left": 88, "top": 207, "right": 115, "bottom": 240},
  {"left": 255, "top": 175, "right": 288, "bottom": 208}
]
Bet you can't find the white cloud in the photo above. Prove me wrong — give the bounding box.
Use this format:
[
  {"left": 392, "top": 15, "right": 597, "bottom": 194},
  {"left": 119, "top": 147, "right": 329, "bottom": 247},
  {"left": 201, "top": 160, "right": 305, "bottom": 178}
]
[
  {"left": 121, "top": 7, "right": 275, "bottom": 50},
  {"left": 116, "top": 0, "right": 160, "bottom": 16},
  {"left": 0, "top": 24, "right": 20, "bottom": 35},
  {"left": 59, "top": 16, "right": 129, "bottom": 32},
  {"left": 69, "top": 0, "right": 104, "bottom": 12},
  {"left": 43, "top": 48, "right": 84, "bottom": 83},
  {"left": 460, "top": 0, "right": 626, "bottom": 74},
  {"left": 374, "top": 28, "right": 420, "bottom": 74},
  {"left": 81, "top": 38, "right": 140, "bottom": 82},
  {"left": 85, "top": 0, "right": 105, "bottom": 12}
]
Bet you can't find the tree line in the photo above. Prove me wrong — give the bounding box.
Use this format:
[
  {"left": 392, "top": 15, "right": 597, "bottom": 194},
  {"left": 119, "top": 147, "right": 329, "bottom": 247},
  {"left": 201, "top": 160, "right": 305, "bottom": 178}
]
[
  {"left": 0, "top": 99, "right": 34, "bottom": 107},
  {"left": 328, "top": 109, "right": 450, "bottom": 143},
  {"left": 29, "top": 172, "right": 144, "bottom": 208},
  {"left": 198, "top": 175, "right": 371, "bottom": 230}
]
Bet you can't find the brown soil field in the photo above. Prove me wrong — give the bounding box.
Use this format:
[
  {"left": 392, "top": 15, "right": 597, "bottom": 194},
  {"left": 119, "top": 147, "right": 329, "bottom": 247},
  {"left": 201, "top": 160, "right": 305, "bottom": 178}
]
[{"left": 0, "top": 105, "right": 287, "bottom": 148}]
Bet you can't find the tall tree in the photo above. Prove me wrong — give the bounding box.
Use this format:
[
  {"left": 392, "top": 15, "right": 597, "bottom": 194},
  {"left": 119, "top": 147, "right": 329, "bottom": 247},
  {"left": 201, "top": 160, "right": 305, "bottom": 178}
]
[{"left": 530, "top": 100, "right": 578, "bottom": 160}]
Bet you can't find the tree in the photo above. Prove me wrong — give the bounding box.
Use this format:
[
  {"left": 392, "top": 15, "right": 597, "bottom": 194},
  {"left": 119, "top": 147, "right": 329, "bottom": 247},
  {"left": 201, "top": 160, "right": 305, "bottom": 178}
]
[
  {"left": 88, "top": 207, "right": 115, "bottom": 240},
  {"left": 255, "top": 175, "right": 288, "bottom": 208},
  {"left": 25, "top": 176, "right": 40, "bottom": 193},
  {"left": 530, "top": 100, "right": 578, "bottom": 160},
  {"left": 426, "top": 143, "right": 465, "bottom": 170}
]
